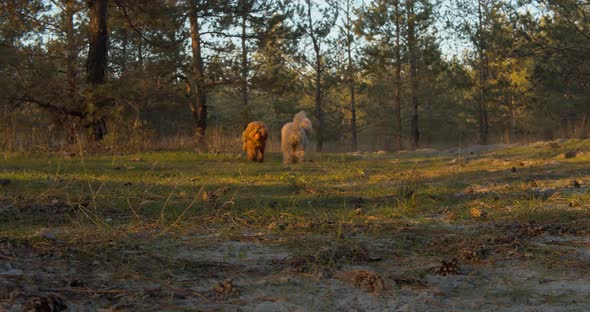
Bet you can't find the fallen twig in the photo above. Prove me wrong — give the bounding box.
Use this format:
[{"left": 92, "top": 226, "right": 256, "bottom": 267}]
[{"left": 39, "top": 287, "right": 128, "bottom": 294}]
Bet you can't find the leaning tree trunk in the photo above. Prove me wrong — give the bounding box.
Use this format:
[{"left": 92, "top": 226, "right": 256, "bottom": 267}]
[
  {"left": 188, "top": 0, "right": 207, "bottom": 145},
  {"left": 406, "top": 0, "right": 419, "bottom": 150},
  {"left": 86, "top": 0, "right": 108, "bottom": 141}
]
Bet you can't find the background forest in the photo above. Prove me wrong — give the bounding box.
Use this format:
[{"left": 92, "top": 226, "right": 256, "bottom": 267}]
[{"left": 1, "top": 0, "right": 589, "bottom": 153}]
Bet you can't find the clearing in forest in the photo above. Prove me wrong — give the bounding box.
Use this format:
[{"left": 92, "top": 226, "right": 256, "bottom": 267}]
[{"left": 1, "top": 140, "right": 589, "bottom": 311}]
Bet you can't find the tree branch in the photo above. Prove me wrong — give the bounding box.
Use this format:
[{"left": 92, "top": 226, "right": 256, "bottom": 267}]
[
  {"left": 16, "top": 95, "right": 85, "bottom": 118},
  {"left": 114, "top": 0, "right": 187, "bottom": 49}
]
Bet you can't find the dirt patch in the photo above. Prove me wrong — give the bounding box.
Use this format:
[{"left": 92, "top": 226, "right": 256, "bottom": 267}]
[
  {"left": 0, "top": 200, "right": 77, "bottom": 220},
  {"left": 2, "top": 224, "right": 589, "bottom": 311}
]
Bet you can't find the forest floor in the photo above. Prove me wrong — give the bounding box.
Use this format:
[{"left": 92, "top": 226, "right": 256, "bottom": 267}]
[{"left": 1, "top": 139, "right": 590, "bottom": 311}]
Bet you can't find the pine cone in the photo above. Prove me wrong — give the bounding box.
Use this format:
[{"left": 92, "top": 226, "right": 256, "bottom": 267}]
[
  {"left": 212, "top": 186, "right": 230, "bottom": 197},
  {"left": 202, "top": 191, "right": 216, "bottom": 202},
  {"left": 460, "top": 248, "right": 481, "bottom": 263},
  {"left": 526, "top": 225, "right": 545, "bottom": 236},
  {"left": 353, "top": 270, "right": 385, "bottom": 293},
  {"left": 435, "top": 258, "right": 460, "bottom": 276},
  {"left": 446, "top": 211, "right": 459, "bottom": 222},
  {"left": 337, "top": 270, "right": 386, "bottom": 293},
  {"left": 470, "top": 207, "right": 487, "bottom": 219},
  {"left": 214, "top": 280, "right": 240, "bottom": 298}
]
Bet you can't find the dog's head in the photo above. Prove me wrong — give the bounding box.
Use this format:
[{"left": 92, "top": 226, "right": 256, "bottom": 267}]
[
  {"left": 293, "top": 111, "right": 312, "bottom": 134},
  {"left": 299, "top": 117, "right": 312, "bottom": 135},
  {"left": 246, "top": 122, "right": 267, "bottom": 141},
  {"left": 253, "top": 125, "right": 268, "bottom": 141},
  {"left": 244, "top": 121, "right": 268, "bottom": 142}
]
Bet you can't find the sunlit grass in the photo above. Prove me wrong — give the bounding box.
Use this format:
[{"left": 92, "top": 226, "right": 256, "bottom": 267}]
[{"left": 1, "top": 141, "right": 590, "bottom": 239}]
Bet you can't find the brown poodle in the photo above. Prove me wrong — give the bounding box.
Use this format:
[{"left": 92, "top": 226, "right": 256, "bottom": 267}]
[
  {"left": 242, "top": 121, "right": 268, "bottom": 162},
  {"left": 281, "top": 111, "right": 312, "bottom": 164}
]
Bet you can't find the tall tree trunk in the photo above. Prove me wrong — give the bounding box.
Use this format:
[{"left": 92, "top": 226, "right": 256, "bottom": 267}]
[
  {"left": 86, "top": 0, "right": 108, "bottom": 141},
  {"left": 121, "top": 28, "right": 128, "bottom": 74},
  {"left": 580, "top": 113, "right": 588, "bottom": 139},
  {"left": 477, "top": 0, "right": 488, "bottom": 145},
  {"left": 87, "top": 0, "right": 108, "bottom": 85},
  {"left": 62, "top": 0, "right": 78, "bottom": 144},
  {"left": 406, "top": 0, "right": 419, "bottom": 150},
  {"left": 393, "top": 0, "right": 402, "bottom": 150},
  {"left": 65, "top": 0, "right": 77, "bottom": 92},
  {"left": 345, "top": 0, "right": 357, "bottom": 151},
  {"left": 508, "top": 87, "right": 516, "bottom": 143},
  {"left": 240, "top": 9, "right": 249, "bottom": 126},
  {"left": 305, "top": 0, "right": 323, "bottom": 152},
  {"left": 188, "top": 0, "right": 207, "bottom": 144},
  {"left": 315, "top": 55, "right": 323, "bottom": 152},
  {"left": 347, "top": 52, "right": 357, "bottom": 152},
  {"left": 137, "top": 36, "right": 143, "bottom": 69}
]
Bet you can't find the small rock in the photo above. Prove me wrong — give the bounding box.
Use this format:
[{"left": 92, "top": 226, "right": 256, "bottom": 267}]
[
  {"left": 572, "top": 180, "right": 581, "bottom": 188},
  {"left": 37, "top": 229, "right": 58, "bottom": 241},
  {"left": 26, "top": 295, "right": 67, "bottom": 312},
  {"left": 511, "top": 167, "right": 517, "bottom": 173},
  {"left": 569, "top": 200, "right": 580, "bottom": 207},
  {"left": 173, "top": 293, "right": 186, "bottom": 299},
  {"left": 267, "top": 222, "right": 287, "bottom": 231},
  {"left": 564, "top": 150, "right": 578, "bottom": 159},
  {"left": 348, "top": 197, "right": 365, "bottom": 207}
]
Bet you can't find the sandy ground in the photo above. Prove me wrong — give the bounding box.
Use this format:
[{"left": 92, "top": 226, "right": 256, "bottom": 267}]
[{"left": 2, "top": 224, "right": 589, "bottom": 311}]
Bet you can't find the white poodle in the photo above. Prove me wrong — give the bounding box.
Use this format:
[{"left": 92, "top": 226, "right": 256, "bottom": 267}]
[{"left": 281, "top": 111, "right": 313, "bottom": 164}]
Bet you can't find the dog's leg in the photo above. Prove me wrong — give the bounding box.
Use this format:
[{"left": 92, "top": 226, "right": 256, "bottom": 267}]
[
  {"left": 257, "top": 146, "right": 265, "bottom": 162},
  {"left": 294, "top": 148, "right": 305, "bottom": 163},
  {"left": 282, "top": 148, "right": 291, "bottom": 164},
  {"left": 246, "top": 145, "right": 257, "bottom": 161}
]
